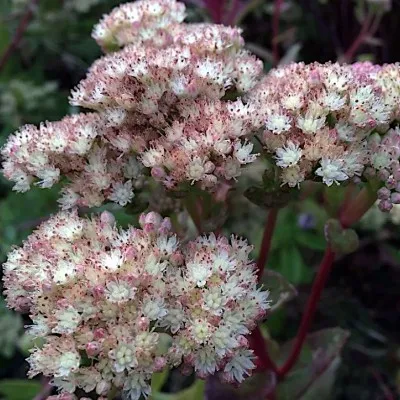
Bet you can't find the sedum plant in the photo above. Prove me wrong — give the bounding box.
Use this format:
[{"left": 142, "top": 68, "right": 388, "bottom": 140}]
[{"left": 2, "top": 0, "right": 400, "bottom": 399}]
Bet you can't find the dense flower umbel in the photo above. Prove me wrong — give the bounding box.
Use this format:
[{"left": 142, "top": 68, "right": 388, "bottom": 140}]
[
  {"left": 248, "top": 61, "right": 400, "bottom": 209},
  {"left": 141, "top": 98, "right": 259, "bottom": 189},
  {"left": 2, "top": 211, "right": 270, "bottom": 399},
  {"left": 1, "top": 0, "right": 262, "bottom": 206},
  {"left": 92, "top": 0, "right": 186, "bottom": 51},
  {"left": 70, "top": 34, "right": 261, "bottom": 114},
  {"left": 1, "top": 113, "right": 151, "bottom": 208}
]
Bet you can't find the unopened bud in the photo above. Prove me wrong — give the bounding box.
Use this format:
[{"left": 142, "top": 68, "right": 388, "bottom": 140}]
[
  {"left": 93, "top": 328, "right": 106, "bottom": 340},
  {"left": 86, "top": 341, "right": 101, "bottom": 357},
  {"left": 100, "top": 211, "right": 115, "bottom": 227},
  {"left": 151, "top": 166, "right": 166, "bottom": 181},
  {"left": 379, "top": 199, "right": 393, "bottom": 212},
  {"left": 136, "top": 317, "right": 150, "bottom": 331},
  {"left": 391, "top": 192, "right": 400, "bottom": 204},
  {"left": 154, "top": 356, "right": 167, "bottom": 372},
  {"left": 378, "top": 187, "right": 391, "bottom": 200}
]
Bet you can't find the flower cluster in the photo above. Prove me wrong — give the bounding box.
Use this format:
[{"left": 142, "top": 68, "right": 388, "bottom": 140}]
[
  {"left": 1, "top": 0, "right": 262, "bottom": 207},
  {"left": 2, "top": 211, "right": 270, "bottom": 399},
  {"left": 92, "top": 0, "right": 186, "bottom": 50},
  {"left": 1, "top": 113, "right": 150, "bottom": 208},
  {"left": 248, "top": 61, "right": 400, "bottom": 209}
]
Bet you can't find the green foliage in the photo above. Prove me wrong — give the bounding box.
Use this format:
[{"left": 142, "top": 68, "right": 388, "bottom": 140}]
[
  {"left": 0, "top": 380, "right": 41, "bottom": 400},
  {"left": 0, "top": 299, "right": 23, "bottom": 359},
  {"left": 276, "top": 328, "right": 350, "bottom": 400},
  {"left": 152, "top": 379, "right": 205, "bottom": 400}
]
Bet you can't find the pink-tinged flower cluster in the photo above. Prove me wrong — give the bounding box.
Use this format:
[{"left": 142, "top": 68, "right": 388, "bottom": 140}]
[
  {"left": 141, "top": 98, "right": 259, "bottom": 189},
  {"left": 70, "top": 32, "right": 261, "bottom": 113},
  {"left": 92, "top": 0, "right": 186, "bottom": 51},
  {"left": 247, "top": 61, "right": 400, "bottom": 206},
  {"left": 1, "top": 0, "right": 263, "bottom": 207},
  {"left": 1, "top": 113, "right": 152, "bottom": 208},
  {"left": 2, "top": 211, "right": 270, "bottom": 399}
]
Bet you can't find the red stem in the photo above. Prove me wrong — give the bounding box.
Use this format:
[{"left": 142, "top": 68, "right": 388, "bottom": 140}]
[
  {"left": 277, "top": 247, "right": 336, "bottom": 378},
  {"left": 256, "top": 209, "right": 278, "bottom": 281},
  {"left": 272, "top": 0, "right": 283, "bottom": 66},
  {"left": 343, "top": 13, "right": 373, "bottom": 62},
  {"left": 371, "top": 369, "right": 395, "bottom": 400},
  {"left": 0, "top": 0, "right": 39, "bottom": 73},
  {"left": 249, "top": 326, "right": 279, "bottom": 375},
  {"left": 203, "top": 0, "right": 226, "bottom": 24}
]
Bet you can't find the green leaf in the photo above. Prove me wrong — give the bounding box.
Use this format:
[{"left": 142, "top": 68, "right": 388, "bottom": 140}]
[
  {"left": 0, "top": 380, "right": 42, "bottom": 400},
  {"left": 261, "top": 269, "right": 297, "bottom": 312},
  {"left": 277, "top": 246, "right": 312, "bottom": 285},
  {"left": 152, "top": 379, "right": 205, "bottom": 400},
  {"left": 295, "top": 231, "right": 326, "bottom": 251},
  {"left": 276, "top": 328, "right": 350, "bottom": 400},
  {"left": 151, "top": 368, "right": 169, "bottom": 394}
]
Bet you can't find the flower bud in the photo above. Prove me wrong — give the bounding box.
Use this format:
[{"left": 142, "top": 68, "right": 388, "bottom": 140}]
[
  {"left": 100, "top": 211, "right": 115, "bottom": 227},
  {"left": 377, "top": 187, "right": 391, "bottom": 200},
  {"left": 86, "top": 341, "right": 101, "bottom": 357},
  {"left": 379, "top": 199, "right": 393, "bottom": 212},
  {"left": 154, "top": 356, "right": 167, "bottom": 372},
  {"left": 391, "top": 192, "right": 400, "bottom": 204},
  {"left": 151, "top": 166, "right": 166, "bottom": 181}
]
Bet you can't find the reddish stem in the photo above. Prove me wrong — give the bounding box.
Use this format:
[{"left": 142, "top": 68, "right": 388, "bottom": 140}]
[
  {"left": 249, "top": 326, "right": 279, "bottom": 374},
  {"left": 203, "top": 0, "right": 226, "bottom": 23},
  {"left": 277, "top": 247, "right": 336, "bottom": 378},
  {"left": 0, "top": 0, "right": 39, "bottom": 73},
  {"left": 371, "top": 369, "right": 395, "bottom": 400},
  {"left": 339, "top": 187, "right": 377, "bottom": 228},
  {"left": 256, "top": 209, "right": 278, "bottom": 281},
  {"left": 343, "top": 13, "right": 373, "bottom": 62},
  {"left": 272, "top": 0, "right": 283, "bottom": 66}
]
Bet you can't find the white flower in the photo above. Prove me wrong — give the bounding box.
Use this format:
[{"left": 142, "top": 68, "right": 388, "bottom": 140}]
[
  {"left": 275, "top": 141, "right": 302, "bottom": 168},
  {"left": 315, "top": 158, "right": 348, "bottom": 186},
  {"left": 159, "top": 305, "right": 185, "bottom": 334},
  {"left": 223, "top": 349, "right": 255, "bottom": 383},
  {"left": 194, "top": 348, "right": 217, "bottom": 376},
  {"left": 187, "top": 261, "right": 212, "bottom": 287},
  {"left": 233, "top": 141, "right": 257, "bottom": 164},
  {"left": 35, "top": 167, "right": 60, "bottom": 188},
  {"left": 187, "top": 157, "right": 206, "bottom": 182},
  {"left": 213, "top": 326, "right": 238, "bottom": 357},
  {"left": 105, "top": 280, "right": 136, "bottom": 303},
  {"left": 53, "top": 306, "right": 81, "bottom": 334},
  {"left": 203, "top": 287, "right": 225, "bottom": 316},
  {"left": 123, "top": 373, "right": 151, "bottom": 400},
  {"left": 56, "top": 351, "right": 80, "bottom": 377},
  {"left": 101, "top": 249, "right": 124, "bottom": 271},
  {"left": 265, "top": 114, "right": 292, "bottom": 134},
  {"left": 108, "top": 181, "right": 134, "bottom": 206},
  {"left": 322, "top": 91, "right": 346, "bottom": 111},
  {"left": 109, "top": 343, "right": 137, "bottom": 373},
  {"left": 280, "top": 165, "right": 305, "bottom": 188},
  {"left": 296, "top": 115, "right": 326, "bottom": 134},
  {"left": 53, "top": 260, "right": 76, "bottom": 284},
  {"left": 142, "top": 297, "right": 167, "bottom": 320}
]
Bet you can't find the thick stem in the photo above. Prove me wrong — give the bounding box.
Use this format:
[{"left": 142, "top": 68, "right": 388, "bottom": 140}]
[
  {"left": 272, "top": 0, "right": 283, "bottom": 66},
  {"left": 184, "top": 196, "right": 203, "bottom": 233},
  {"left": 257, "top": 209, "right": 278, "bottom": 281},
  {"left": 248, "top": 326, "right": 279, "bottom": 374},
  {"left": 339, "top": 186, "right": 377, "bottom": 228},
  {"left": 277, "top": 247, "right": 336, "bottom": 378},
  {"left": 0, "top": 0, "right": 39, "bottom": 73}
]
